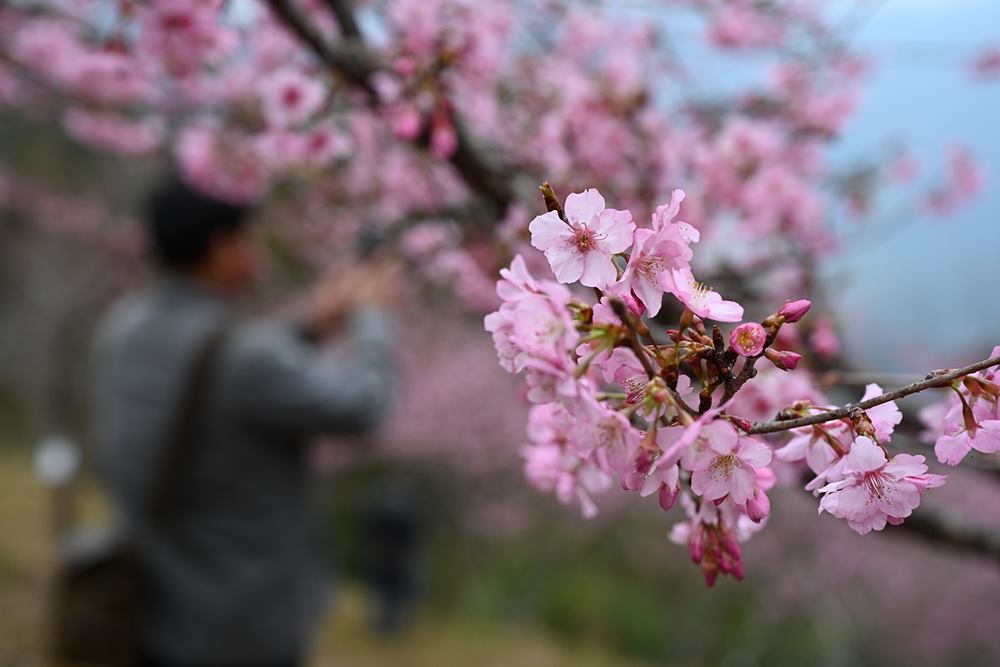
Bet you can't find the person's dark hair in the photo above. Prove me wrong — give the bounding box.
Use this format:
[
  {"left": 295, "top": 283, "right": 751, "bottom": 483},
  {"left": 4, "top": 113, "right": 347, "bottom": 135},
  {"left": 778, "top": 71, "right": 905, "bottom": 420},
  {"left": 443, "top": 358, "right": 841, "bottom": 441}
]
[{"left": 145, "top": 177, "right": 252, "bottom": 269}]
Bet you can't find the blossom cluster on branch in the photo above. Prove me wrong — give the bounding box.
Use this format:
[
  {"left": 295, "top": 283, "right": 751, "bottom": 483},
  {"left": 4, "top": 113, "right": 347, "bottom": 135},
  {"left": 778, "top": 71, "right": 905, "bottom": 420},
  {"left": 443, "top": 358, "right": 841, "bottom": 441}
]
[
  {"left": 486, "top": 185, "right": 996, "bottom": 586},
  {"left": 2, "top": 0, "right": 997, "bottom": 579}
]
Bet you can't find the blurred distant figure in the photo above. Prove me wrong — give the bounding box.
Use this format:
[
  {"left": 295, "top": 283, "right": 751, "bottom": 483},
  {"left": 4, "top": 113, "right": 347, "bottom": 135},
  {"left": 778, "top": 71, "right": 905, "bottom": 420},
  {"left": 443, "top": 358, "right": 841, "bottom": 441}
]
[
  {"left": 360, "top": 483, "right": 424, "bottom": 638},
  {"left": 92, "top": 177, "right": 396, "bottom": 667}
]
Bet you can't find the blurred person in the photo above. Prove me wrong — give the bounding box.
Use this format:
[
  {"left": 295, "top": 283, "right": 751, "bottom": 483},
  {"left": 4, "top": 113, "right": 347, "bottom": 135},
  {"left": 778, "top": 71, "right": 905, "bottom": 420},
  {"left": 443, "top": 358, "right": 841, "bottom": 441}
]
[
  {"left": 360, "top": 481, "right": 424, "bottom": 638},
  {"left": 92, "top": 177, "right": 397, "bottom": 667}
]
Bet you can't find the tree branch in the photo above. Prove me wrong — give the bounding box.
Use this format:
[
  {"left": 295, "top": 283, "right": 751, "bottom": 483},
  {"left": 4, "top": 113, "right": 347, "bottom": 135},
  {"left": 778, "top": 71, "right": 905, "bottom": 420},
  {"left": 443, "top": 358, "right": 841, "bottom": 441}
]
[
  {"left": 895, "top": 505, "right": 1000, "bottom": 564},
  {"left": 324, "top": 0, "right": 363, "bottom": 41},
  {"left": 750, "top": 355, "right": 1000, "bottom": 435},
  {"left": 268, "top": 0, "right": 379, "bottom": 94},
  {"left": 267, "top": 0, "right": 517, "bottom": 212}
]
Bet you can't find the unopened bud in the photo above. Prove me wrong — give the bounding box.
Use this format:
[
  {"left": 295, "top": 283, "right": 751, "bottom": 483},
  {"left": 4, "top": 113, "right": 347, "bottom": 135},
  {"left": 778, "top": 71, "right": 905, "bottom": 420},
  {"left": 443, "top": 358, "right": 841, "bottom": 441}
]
[
  {"left": 776, "top": 299, "right": 812, "bottom": 323},
  {"left": 727, "top": 416, "right": 753, "bottom": 433},
  {"left": 765, "top": 348, "right": 802, "bottom": 371},
  {"left": 658, "top": 483, "right": 678, "bottom": 512},
  {"left": 852, "top": 410, "right": 877, "bottom": 440},
  {"left": 958, "top": 392, "right": 980, "bottom": 435},
  {"left": 621, "top": 471, "right": 642, "bottom": 492},
  {"left": 721, "top": 533, "right": 742, "bottom": 560},
  {"left": 648, "top": 377, "right": 670, "bottom": 404},
  {"left": 745, "top": 487, "right": 771, "bottom": 523},
  {"left": 690, "top": 526, "right": 705, "bottom": 563}
]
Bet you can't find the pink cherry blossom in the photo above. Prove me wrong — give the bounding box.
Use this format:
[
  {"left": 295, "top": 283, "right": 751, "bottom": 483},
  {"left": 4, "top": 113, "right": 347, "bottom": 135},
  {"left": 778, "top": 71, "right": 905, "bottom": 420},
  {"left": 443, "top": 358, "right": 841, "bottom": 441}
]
[
  {"left": 775, "top": 423, "right": 846, "bottom": 475},
  {"left": 570, "top": 392, "right": 642, "bottom": 471},
  {"left": 809, "top": 316, "right": 840, "bottom": 359},
  {"left": 601, "top": 348, "right": 649, "bottom": 406},
  {"left": 529, "top": 188, "right": 635, "bottom": 288},
  {"left": 707, "top": 2, "right": 785, "bottom": 50},
  {"left": 970, "top": 46, "right": 1000, "bottom": 80},
  {"left": 259, "top": 67, "right": 326, "bottom": 128},
  {"left": 818, "top": 436, "right": 946, "bottom": 535},
  {"left": 63, "top": 109, "right": 164, "bottom": 155},
  {"left": 522, "top": 403, "right": 613, "bottom": 518},
  {"left": 670, "top": 267, "right": 744, "bottom": 322},
  {"left": 689, "top": 429, "right": 772, "bottom": 505},
  {"left": 948, "top": 145, "right": 984, "bottom": 199},
  {"left": 933, "top": 408, "right": 1000, "bottom": 466},
  {"left": 862, "top": 383, "right": 902, "bottom": 444},
  {"left": 619, "top": 192, "right": 697, "bottom": 316},
  {"left": 730, "top": 322, "right": 766, "bottom": 357},
  {"left": 138, "top": 0, "right": 236, "bottom": 78},
  {"left": 175, "top": 124, "right": 270, "bottom": 203}
]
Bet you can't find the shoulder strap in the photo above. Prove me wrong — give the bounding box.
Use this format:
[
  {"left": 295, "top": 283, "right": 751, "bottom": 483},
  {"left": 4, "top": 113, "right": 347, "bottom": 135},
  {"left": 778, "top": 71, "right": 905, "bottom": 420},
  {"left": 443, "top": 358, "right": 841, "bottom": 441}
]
[{"left": 145, "top": 321, "right": 232, "bottom": 518}]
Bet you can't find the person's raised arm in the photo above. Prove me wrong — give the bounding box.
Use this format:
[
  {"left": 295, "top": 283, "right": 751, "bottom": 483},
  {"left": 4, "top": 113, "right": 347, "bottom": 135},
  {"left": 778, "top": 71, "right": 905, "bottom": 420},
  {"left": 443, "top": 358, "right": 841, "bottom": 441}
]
[{"left": 231, "top": 260, "right": 399, "bottom": 437}]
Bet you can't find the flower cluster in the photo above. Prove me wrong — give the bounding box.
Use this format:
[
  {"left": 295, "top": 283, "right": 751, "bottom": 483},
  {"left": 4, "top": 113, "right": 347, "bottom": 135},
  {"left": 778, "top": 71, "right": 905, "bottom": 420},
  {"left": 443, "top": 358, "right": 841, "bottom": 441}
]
[
  {"left": 919, "top": 347, "right": 1000, "bottom": 466},
  {"left": 486, "top": 187, "right": 962, "bottom": 586}
]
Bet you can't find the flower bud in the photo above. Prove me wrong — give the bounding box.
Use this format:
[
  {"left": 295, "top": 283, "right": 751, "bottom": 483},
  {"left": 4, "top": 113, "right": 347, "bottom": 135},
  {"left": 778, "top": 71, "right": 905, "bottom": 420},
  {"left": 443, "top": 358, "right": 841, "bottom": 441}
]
[
  {"left": 776, "top": 299, "right": 812, "bottom": 323},
  {"left": 658, "top": 483, "right": 678, "bottom": 512},
  {"left": 648, "top": 377, "right": 670, "bottom": 405},
  {"left": 727, "top": 416, "right": 753, "bottom": 433},
  {"left": 721, "top": 533, "right": 742, "bottom": 560},
  {"left": 621, "top": 471, "right": 642, "bottom": 492},
  {"left": 730, "top": 322, "right": 766, "bottom": 357},
  {"left": 690, "top": 526, "right": 705, "bottom": 563},
  {"left": 745, "top": 487, "right": 771, "bottom": 523},
  {"left": 765, "top": 348, "right": 802, "bottom": 371}
]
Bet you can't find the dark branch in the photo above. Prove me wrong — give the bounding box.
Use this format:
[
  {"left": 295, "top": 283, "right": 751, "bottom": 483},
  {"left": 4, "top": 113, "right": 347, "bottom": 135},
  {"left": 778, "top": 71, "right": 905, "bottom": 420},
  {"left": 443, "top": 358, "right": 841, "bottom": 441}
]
[
  {"left": 267, "top": 0, "right": 517, "bottom": 212},
  {"left": 750, "top": 355, "right": 1000, "bottom": 435},
  {"left": 268, "top": 0, "right": 378, "bottom": 94},
  {"left": 324, "top": 0, "right": 362, "bottom": 41},
  {"left": 896, "top": 505, "right": 1000, "bottom": 564},
  {"left": 609, "top": 298, "right": 657, "bottom": 379}
]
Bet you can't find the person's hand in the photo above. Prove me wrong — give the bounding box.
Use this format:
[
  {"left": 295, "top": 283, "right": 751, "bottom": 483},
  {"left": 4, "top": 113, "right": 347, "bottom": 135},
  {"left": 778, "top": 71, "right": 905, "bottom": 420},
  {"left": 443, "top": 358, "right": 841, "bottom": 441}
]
[
  {"left": 353, "top": 257, "right": 402, "bottom": 308},
  {"left": 304, "top": 258, "right": 402, "bottom": 337}
]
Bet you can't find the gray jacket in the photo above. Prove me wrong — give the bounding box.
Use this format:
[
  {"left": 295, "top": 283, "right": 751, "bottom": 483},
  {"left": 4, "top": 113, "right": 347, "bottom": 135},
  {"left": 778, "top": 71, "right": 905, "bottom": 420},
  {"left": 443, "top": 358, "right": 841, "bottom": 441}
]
[{"left": 92, "top": 277, "right": 393, "bottom": 664}]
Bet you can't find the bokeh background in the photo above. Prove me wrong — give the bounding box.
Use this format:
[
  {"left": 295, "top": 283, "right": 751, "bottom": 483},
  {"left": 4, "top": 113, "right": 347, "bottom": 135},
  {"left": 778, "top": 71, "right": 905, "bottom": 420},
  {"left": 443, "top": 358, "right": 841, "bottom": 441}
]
[{"left": 2, "top": 1, "right": 999, "bottom": 666}]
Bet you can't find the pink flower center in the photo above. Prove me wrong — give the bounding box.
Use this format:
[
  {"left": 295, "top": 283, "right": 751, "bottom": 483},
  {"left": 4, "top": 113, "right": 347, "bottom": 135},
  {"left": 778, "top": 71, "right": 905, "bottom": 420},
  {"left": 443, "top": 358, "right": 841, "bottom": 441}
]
[
  {"left": 687, "top": 281, "right": 713, "bottom": 308},
  {"left": 863, "top": 471, "right": 894, "bottom": 499},
  {"left": 637, "top": 255, "right": 665, "bottom": 279},
  {"left": 624, "top": 375, "right": 647, "bottom": 404},
  {"left": 596, "top": 419, "right": 626, "bottom": 453},
  {"left": 282, "top": 86, "right": 303, "bottom": 108},
  {"left": 162, "top": 13, "right": 193, "bottom": 31},
  {"left": 736, "top": 329, "right": 762, "bottom": 351},
  {"left": 710, "top": 453, "right": 738, "bottom": 481},
  {"left": 572, "top": 226, "right": 602, "bottom": 253}
]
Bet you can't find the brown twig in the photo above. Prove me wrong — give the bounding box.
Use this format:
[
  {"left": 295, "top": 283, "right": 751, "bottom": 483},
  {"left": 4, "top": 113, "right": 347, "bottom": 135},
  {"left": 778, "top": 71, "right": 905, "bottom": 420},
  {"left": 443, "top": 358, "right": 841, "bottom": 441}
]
[
  {"left": 608, "top": 299, "right": 657, "bottom": 379},
  {"left": 750, "top": 355, "right": 1000, "bottom": 435}
]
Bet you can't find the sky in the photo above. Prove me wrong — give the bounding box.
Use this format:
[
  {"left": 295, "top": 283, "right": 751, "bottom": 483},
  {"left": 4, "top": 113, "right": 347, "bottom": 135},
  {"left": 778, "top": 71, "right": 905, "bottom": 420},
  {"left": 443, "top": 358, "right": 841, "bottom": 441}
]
[
  {"left": 304, "top": 0, "right": 998, "bottom": 372},
  {"left": 821, "top": 0, "right": 1000, "bottom": 370},
  {"left": 634, "top": 0, "right": 1000, "bottom": 371}
]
